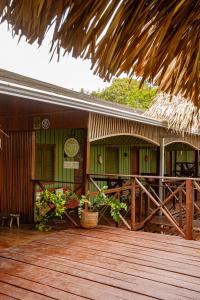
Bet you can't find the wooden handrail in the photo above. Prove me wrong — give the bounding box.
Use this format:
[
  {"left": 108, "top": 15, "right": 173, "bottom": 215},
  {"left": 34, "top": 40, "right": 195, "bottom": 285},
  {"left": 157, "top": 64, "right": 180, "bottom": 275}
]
[{"left": 89, "top": 173, "right": 200, "bottom": 182}]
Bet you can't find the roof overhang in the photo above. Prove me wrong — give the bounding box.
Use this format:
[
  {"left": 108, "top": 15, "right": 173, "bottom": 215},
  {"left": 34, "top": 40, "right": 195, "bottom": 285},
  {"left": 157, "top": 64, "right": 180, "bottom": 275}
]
[{"left": 0, "top": 80, "right": 166, "bottom": 128}]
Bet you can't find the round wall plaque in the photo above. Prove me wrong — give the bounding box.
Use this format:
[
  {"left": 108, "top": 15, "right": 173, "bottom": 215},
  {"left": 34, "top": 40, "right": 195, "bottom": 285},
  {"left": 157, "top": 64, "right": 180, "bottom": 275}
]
[
  {"left": 64, "top": 138, "right": 79, "bottom": 157},
  {"left": 42, "top": 118, "right": 50, "bottom": 129}
]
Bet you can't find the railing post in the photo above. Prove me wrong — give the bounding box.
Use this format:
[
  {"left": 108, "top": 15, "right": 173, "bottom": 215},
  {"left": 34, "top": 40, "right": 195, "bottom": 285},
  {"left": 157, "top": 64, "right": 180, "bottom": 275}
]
[
  {"left": 84, "top": 175, "right": 89, "bottom": 211},
  {"left": 186, "top": 179, "right": 193, "bottom": 240},
  {"left": 85, "top": 174, "right": 89, "bottom": 195},
  {"left": 130, "top": 177, "right": 136, "bottom": 230},
  {"left": 178, "top": 188, "right": 183, "bottom": 228},
  {"left": 139, "top": 190, "right": 143, "bottom": 222},
  {"left": 32, "top": 180, "right": 36, "bottom": 227}
]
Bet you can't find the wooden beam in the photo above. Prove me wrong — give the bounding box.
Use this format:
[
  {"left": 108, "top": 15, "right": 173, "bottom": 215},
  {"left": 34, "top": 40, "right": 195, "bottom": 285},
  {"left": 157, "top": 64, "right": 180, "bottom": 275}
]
[
  {"left": 159, "top": 138, "right": 165, "bottom": 202},
  {"left": 84, "top": 139, "right": 91, "bottom": 195},
  {"left": 178, "top": 188, "right": 183, "bottom": 228},
  {"left": 130, "top": 178, "right": 136, "bottom": 230},
  {"left": 185, "top": 179, "right": 193, "bottom": 240}
]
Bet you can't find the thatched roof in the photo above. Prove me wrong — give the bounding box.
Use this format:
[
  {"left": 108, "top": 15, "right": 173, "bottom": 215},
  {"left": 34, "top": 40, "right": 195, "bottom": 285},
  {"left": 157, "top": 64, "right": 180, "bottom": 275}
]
[
  {"left": 145, "top": 94, "right": 200, "bottom": 134},
  {"left": 0, "top": 1, "right": 199, "bottom": 107}
]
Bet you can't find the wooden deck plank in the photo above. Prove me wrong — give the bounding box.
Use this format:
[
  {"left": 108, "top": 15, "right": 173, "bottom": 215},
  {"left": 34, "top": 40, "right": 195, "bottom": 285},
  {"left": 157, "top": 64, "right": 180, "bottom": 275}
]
[
  {"left": 0, "top": 255, "right": 196, "bottom": 300},
  {"left": 96, "top": 226, "right": 200, "bottom": 248},
  {"left": 0, "top": 226, "right": 200, "bottom": 299},
  {"left": 0, "top": 273, "right": 85, "bottom": 300},
  {"left": 37, "top": 231, "right": 200, "bottom": 265},
  {"left": 8, "top": 241, "right": 200, "bottom": 285},
  {"left": 0, "top": 294, "right": 17, "bottom": 300},
  {"left": 0, "top": 258, "right": 151, "bottom": 300},
  {"left": 5, "top": 237, "right": 200, "bottom": 280},
  {"left": 2, "top": 247, "right": 200, "bottom": 294},
  {"left": 64, "top": 228, "right": 200, "bottom": 256},
  {"left": 1, "top": 248, "right": 200, "bottom": 299},
  {"left": 0, "top": 282, "right": 52, "bottom": 300}
]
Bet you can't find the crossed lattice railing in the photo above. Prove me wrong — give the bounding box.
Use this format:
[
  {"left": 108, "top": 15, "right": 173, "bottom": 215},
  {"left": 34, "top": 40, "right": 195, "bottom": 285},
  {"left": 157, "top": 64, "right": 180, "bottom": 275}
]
[
  {"left": 31, "top": 179, "right": 82, "bottom": 226},
  {"left": 88, "top": 174, "right": 200, "bottom": 240}
]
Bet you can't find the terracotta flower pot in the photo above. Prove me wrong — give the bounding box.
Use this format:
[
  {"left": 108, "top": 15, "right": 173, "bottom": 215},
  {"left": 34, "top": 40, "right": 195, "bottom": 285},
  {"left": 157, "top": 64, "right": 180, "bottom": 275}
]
[{"left": 80, "top": 210, "right": 99, "bottom": 229}]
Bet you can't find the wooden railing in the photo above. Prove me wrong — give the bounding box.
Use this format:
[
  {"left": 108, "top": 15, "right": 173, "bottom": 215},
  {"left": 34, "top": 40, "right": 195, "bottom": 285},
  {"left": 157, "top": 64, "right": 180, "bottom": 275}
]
[
  {"left": 31, "top": 176, "right": 200, "bottom": 239},
  {"left": 31, "top": 179, "right": 82, "bottom": 224},
  {"left": 88, "top": 174, "right": 200, "bottom": 240}
]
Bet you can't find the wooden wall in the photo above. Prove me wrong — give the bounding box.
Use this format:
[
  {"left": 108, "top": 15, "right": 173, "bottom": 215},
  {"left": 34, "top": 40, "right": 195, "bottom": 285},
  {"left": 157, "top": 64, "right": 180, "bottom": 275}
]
[
  {"left": 90, "top": 142, "right": 158, "bottom": 190},
  {"left": 0, "top": 94, "right": 88, "bottom": 131},
  {"left": 88, "top": 113, "right": 200, "bottom": 149},
  {"left": 90, "top": 145, "right": 157, "bottom": 174},
  {"left": 0, "top": 131, "right": 34, "bottom": 222},
  {"left": 0, "top": 95, "right": 89, "bottom": 221},
  {"left": 35, "top": 128, "right": 86, "bottom": 191}
]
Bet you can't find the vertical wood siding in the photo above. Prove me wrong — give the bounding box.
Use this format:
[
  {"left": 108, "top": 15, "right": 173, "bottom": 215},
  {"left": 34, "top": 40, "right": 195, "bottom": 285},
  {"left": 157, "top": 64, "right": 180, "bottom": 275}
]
[
  {"left": 0, "top": 131, "right": 34, "bottom": 222},
  {"left": 139, "top": 148, "right": 157, "bottom": 174},
  {"left": 88, "top": 113, "right": 200, "bottom": 150},
  {"left": 35, "top": 128, "right": 85, "bottom": 190},
  {"left": 90, "top": 143, "right": 157, "bottom": 190}
]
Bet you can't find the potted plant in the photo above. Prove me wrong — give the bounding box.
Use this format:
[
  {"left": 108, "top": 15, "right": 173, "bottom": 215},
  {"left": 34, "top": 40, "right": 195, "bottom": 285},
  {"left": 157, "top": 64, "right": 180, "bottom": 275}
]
[
  {"left": 34, "top": 190, "right": 66, "bottom": 231},
  {"left": 79, "top": 186, "right": 127, "bottom": 229}
]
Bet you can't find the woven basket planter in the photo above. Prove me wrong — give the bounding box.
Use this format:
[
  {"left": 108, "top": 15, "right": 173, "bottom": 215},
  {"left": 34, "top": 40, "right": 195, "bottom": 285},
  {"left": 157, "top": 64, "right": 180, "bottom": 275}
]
[{"left": 80, "top": 210, "right": 99, "bottom": 229}]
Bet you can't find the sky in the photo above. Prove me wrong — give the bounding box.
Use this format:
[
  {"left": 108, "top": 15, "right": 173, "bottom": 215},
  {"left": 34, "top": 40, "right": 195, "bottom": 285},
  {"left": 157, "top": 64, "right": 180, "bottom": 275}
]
[{"left": 0, "top": 22, "right": 110, "bottom": 93}]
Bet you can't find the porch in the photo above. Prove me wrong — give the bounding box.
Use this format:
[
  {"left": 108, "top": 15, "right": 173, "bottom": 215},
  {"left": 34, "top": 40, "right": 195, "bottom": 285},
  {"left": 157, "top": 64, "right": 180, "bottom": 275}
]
[
  {"left": 0, "top": 226, "right": 200, "bottom": 300},
  {"left": 1, "top": 72, "right": 200, "bottom": 239}
]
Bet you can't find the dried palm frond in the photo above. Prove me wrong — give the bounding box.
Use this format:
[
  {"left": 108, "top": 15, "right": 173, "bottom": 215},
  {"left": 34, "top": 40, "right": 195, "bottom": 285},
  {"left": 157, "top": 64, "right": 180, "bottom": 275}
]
[
  {"left": 145, "top": 94, "right": 200, "bottom": 134},
  {"left": 0, "top": 1, "right": 199, "bottom": 107}
]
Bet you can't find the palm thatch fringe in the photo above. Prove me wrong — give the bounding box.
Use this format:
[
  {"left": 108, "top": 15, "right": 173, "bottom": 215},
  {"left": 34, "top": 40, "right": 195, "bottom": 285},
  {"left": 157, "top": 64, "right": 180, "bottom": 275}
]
[
  {"left": 144, "top": 94, "right": 200, "bottom": 134},
  {"left": 0, "top": 1, "right": 199, "bottom": 106}
]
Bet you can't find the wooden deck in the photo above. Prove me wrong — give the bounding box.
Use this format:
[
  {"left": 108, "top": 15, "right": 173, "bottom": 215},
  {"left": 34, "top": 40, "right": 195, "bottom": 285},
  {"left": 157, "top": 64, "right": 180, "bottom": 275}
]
[{"left": 0, "top": 226, "right": 200, "bottom": 299}]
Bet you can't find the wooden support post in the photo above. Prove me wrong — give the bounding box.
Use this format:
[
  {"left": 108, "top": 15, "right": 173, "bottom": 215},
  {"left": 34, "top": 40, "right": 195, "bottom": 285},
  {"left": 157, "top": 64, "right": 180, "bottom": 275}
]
[
  {"left": 185, "top": 179, "right": 193, "bottom": 240},
  {"left": 84, "top": 140, "right": 90, "bottom": 195},
  {"left": 31, "top": 131, "right": 36, "bottom": 225},
  {"left": 144, "top": 193, "right": 150, "bottom": 218},
  {"left": 83, "top": 134, "right": 90, "bottom": 212},
  {"left": 32, "top": 181, "right": 36, "bottom": 227},
  {"left": 178, "top": 188, "right": 183, "bottom": 228},
  {"left": 159, "top": 137, "right": 165, "bottom": 203},
  {"left": 195, "top": 150, "right": 198, "bottom": 177},
  {"left": 139, "top": 190, "right": 143, "bottom": 222},
  {"left": 130, "top": 178, "right": 136, "bottom": 230},
  {"left": 194, "top": 150, "right": 198, "bottom": 201}
]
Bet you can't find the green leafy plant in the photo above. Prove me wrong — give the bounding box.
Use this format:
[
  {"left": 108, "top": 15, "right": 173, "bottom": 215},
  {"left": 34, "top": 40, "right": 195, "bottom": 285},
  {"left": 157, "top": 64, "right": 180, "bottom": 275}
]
[
  {"left": 79, "top": 187, "right": 106, "bottom": 213},
  {"left": 65, "top": 190, "right": 79, "bottom": 206},
  {"left": 105, "top": 197, "right": 127, "bottom": 223},
  {"left": 79, "top": 186, "right": 127, "bottom": 223},
  {"left": 34, "top": 190, "right": 66, "bottom": 231}
]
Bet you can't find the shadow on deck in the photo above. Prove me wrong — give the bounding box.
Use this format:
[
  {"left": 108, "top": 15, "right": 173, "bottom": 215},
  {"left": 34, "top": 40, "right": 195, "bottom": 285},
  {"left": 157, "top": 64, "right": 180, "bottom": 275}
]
[{"left": 0, "top": 225, "right": 200, "bottom": 299}]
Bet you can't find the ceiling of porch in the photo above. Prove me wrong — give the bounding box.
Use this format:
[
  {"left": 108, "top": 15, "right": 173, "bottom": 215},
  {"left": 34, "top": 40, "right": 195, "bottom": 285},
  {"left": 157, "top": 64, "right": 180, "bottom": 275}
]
[
  {"left": 92, "top": 135, "right": 157, "bottom": 148},
  {"left": 165, "top": 142, "right": 196, "bottom": 151}
]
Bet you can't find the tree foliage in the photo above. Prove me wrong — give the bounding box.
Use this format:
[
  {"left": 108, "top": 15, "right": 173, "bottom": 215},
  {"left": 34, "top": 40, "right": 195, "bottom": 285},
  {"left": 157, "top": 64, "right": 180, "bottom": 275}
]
[{"left": 91, "top": 78, "right": 157, "bottom": 109}]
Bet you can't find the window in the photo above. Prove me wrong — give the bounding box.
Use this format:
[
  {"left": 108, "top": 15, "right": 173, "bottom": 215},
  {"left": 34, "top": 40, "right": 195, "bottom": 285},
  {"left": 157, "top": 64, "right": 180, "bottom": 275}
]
[{"left": 36, "top": 144, "right": 55, "bottom": 180}]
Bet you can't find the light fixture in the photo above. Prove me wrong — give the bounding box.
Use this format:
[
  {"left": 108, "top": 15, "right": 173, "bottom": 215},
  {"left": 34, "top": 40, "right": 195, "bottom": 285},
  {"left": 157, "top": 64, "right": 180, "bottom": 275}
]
[{"left": 98, "top": 154, "right": 103, "bottom": 164}]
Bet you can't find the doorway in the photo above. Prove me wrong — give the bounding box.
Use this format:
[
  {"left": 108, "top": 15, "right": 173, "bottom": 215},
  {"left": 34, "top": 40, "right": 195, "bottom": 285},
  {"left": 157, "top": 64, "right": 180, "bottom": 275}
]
[
  {"left": 130, "top": 149, "right": 139, "bottom": 175},
  {"left": 105, "top": 147, "right": 119, "bottom": 174}
]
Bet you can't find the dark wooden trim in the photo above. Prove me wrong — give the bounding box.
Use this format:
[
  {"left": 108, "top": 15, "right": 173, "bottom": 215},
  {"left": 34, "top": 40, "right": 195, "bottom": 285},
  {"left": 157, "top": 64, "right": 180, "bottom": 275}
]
[
  {"left": 130, "top": 148, "right": 139, "bottom": 175},
  {"left": 84, "top": 133, "right": 91, "bottom": 194},
  {"left": 156, "top": 146, "right": 160, "bottom": 176},
  {"left": 195, "top": 150, "right": 198, "bottom": 177},
  {"left": 186, "top": 179, "right": 193, "bottom": 240},
  {"left": 31, "top": 132, "right": 36, "bottom": 180}
]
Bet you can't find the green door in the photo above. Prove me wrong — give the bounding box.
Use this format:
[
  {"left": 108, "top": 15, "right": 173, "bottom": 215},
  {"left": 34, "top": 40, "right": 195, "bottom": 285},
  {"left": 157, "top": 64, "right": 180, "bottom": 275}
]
[
  {"left": 105, "top": 147, "right": 119, "bottom": 174},
  {"left": 36, "top": 144, "right": 55, "bottom": 180}
]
